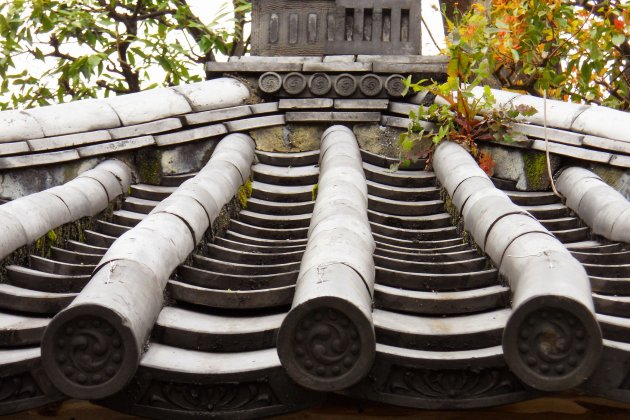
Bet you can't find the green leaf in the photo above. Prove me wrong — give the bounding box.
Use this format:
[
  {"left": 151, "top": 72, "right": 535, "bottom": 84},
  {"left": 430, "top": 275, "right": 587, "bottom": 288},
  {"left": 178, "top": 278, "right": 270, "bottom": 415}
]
[
  {"left": 580, "top": 62, "right": 592, "bottom": 85},
  {"left": 613, "top": 33, "right": 626, "bottom": 47},
  {"left": 451, "top": 28, "right": 461, "bottom": 45},
  {"left": 40, "top": 14, "right": 54, "bottom": 32},
  {"left": 87, "top": 55, "right": 101, "bottom": 69},
  {"left": 402, "top": 137, "right": 415, "bottom": 152}
]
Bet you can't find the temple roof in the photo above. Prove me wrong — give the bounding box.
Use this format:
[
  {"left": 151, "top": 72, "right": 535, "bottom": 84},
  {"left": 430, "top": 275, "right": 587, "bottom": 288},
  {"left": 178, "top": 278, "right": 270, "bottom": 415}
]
[{"left": 0, "top": 57, "right": 629, "bottom": 418}]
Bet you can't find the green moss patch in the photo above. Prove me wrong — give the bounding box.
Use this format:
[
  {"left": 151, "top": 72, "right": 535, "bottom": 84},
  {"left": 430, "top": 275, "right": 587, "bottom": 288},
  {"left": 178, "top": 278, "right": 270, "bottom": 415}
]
[
  {"left": 136, "top": 148, "right": 163, "bottom": 185},
  {"left": 523, "top": 150, "right": 552, "bottom": 191},
  {"left": 237, "top": 179, "right": 253, "bottom": 208}
]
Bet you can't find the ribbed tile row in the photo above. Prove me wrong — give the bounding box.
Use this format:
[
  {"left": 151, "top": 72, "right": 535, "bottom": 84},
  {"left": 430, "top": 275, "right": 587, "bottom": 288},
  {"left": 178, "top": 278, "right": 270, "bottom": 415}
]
[
  {"left": 0, "top": 126, "right": 629, "bottom": 417},
  {"left": 495, "top": 171, "right": 630, "bottom": 403}
]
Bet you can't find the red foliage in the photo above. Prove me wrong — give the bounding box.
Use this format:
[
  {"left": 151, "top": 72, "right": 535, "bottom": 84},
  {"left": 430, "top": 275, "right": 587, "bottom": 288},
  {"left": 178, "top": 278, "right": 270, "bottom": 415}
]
[
  {"left": 614, "top": 18, "right": 625, "bottom": 32},
  {"left": 478, "top": 152, "right": 496, "bottom": 176}
]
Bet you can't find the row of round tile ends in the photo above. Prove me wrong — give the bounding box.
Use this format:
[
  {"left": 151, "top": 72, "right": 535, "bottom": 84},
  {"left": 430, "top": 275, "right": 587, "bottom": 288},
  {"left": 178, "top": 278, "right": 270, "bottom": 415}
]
[{"left": 258, "top": 72, "right": 407, "bottom": 97}]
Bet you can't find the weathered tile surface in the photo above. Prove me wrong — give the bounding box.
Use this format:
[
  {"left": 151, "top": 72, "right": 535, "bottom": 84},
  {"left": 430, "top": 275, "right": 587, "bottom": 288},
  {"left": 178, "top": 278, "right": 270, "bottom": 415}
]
[
  {"left": 511, "top": 123, "right": 584, "bottom": 146},
  {"left": 155, "top": 125, "right": 227, "bottom": 147},
  {"left": 302, "top": 62, "right": 372, "bottom": 72},
  {"left": 358, "top": 55, "right": 448, "bottom": 63},
  {"left": 571, "top": 106, "right": 630, "bottom": 143},
  {"left": 389, "top": 102, "right": 421, "bottom": 116},
  {"left": 106, "top": 87, "right": 192, "bottom": 126},
  {"left": 530, "top": 139, "right": 612, "bottom": 163},
  {"left": 26, "top": 99, "right": 120, "bottom": 137},
  {"left": 278, "top": 99, "right": 334, "bottom": 109},
  {"left": 173, "top": 79, "right": 250, "bottom": 112},
  {"left": 609, "top": 154, "right": 630, "bottom": 168},
  {"left": 332, "top": 112, "right": 381, "bottom": 122},
  {"left": 334, "top": 99, "right": 389, "bottom": 109},
  {"left": 250, "top": 102, "right": 280, "bottom": 114},
  {"left": 27, "top": 130, "right": 112, "bottom": 152},
  {"left": 583, "top": 135, "right": 630, "bottom": 155},
  {"left": 0, "top": 150, "right": 80, "bottom": 170},
  {"left": 78, "top": 135, "right": 156, "bottom": 158},
  {"left": 229, "top": 56, "right": 322, "bottom": 63},
  {"left": 323, "top": 55, "right": 356, "bottom": 62},
  {"left": 226, "top": 115, "right": 285, "bottom": 132},
  {"left": 0, "top": 110, "right": 45, "bottom": 143},
  {"left": 0, "top": 141, "right": 30, "bottom": 156},
  {"left": 510, "top": 95, "right": 589, "bottom": 130},
  {"left": 184, "top": 106, "right": 252, "bottom": 126},
  {"left": 373, "top": 62, "right": 447, "bottom": 73},
  {"left": 108, "top": 118, "right": 182, "bottom": 139},
  {"left": 206, "top": 62, "right": 303, "bottom": 72},
  {"left": 285, "top": 112, "right": 332, "bottom": 122}
]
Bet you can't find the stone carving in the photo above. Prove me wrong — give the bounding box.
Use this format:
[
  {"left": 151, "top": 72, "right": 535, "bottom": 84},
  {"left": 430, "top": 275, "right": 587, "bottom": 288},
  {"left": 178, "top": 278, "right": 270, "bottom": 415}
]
[
  {"left": 292, "top": 308, "right": 361, "bottom": 380},
  {"left": 252, "top": 0, "right": 422, "bottom": 56},
  {"left": 259, "top": 72, "right": 283, "bottom": 94},
  {"left": 359, "top": 74, "right": 384, "bottom": 97},
  {"left": 334, "top": 74, "right": 357, "bottom": 97},
  {"left": 385, "top": 74, "right": 406, "bottom": 96},
  {"left": 138, "top": 380, "right": 278, "bottom": 412},
  {"left": 382, "top": 367, "right": 522, "bottom": 399},
  {"left": 283, "top": 72, "right": 307, "bottom": 95},
  {"left": 51, "top": 316, "right": 124, "bottom": 387},
  {"left": 308, "top": 73, "right": 332, "bottom": 96},
  {"left": 515, "top": 308, "right": 587, "bottom": 378},
  {"left": 256, "top": 72, "right": 414, "bottom": 99},
  {"left": 0, "top": 373, "right": 42, "bottom": 403}
]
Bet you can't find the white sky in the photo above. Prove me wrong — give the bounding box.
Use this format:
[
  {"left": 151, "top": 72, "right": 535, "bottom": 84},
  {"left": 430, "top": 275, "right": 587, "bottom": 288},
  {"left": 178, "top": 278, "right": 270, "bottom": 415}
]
[
  {"left": 188, "top": 0, "right": 251, "bottom": 60},
  {"left": 189, "top": 0, "right": 231, "bottom": 22}
]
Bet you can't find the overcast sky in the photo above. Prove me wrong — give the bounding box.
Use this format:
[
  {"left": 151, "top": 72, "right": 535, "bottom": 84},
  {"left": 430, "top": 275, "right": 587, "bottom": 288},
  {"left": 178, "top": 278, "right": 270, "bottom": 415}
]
[{"left": 189, "top": 0, "right": 230, "bottom": 22}]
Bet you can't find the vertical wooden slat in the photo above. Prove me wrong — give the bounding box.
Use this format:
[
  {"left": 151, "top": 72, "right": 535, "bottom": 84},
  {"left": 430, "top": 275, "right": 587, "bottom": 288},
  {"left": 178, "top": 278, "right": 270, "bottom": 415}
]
[
  {"left": 354, "top": 8, "right": 364, "bottom": 43},
  {"left": 345, "top": 8, "right": 354, "bottom": 41},
  {"left": 382, "top": 8, "right": 391, "bottom": 42},
  {"left": 373, "top": 8, "right": 383, "bottom": 44},
  {"left": 288, "top": 13, "right": 299, "bottom": 45},
  {"left": 363, "top": 8, "right": 373, "bottom": 41},
  {"left": 401, "top": 8, "right": 410, "bottom": 43},
  {"left": 327, "top": 13, "right": 336, "bottom": 42},
  {"left": 269, "top": 13, "right": 280, "bottom": 44},
  {"left": 391, "top": 7, "right": 401, "bottom": 45},
  {"left": 308, "top": 13, "right": 318, "bottom": 44}
]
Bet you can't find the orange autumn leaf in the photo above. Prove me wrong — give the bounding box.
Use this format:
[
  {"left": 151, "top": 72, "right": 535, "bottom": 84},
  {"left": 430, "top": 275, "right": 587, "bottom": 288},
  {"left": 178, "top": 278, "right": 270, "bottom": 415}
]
[
  {"left": 614, "top": 18, "right": 625, "bottom": 32},
  {"left": 478, "top": 152, "right": 496, "bottom": 176}
]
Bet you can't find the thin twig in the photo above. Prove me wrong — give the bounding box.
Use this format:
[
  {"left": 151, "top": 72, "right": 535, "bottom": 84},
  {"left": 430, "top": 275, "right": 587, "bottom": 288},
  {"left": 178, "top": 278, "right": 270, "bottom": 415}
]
[{"left": 420, "top": 15, "right": 442, "bottom": 52}]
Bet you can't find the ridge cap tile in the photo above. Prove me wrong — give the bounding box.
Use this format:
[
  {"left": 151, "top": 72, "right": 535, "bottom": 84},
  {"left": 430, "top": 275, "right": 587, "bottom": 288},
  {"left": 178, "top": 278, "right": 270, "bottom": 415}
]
[
  {"left": 105, "top": 86, "right": 192, "bottom": 126},
  {"left": 24, "top": 98, "right": 121, "bottom": 137},
  {"left": 0, "top": 110, "right": 45, "bottom": 143}
]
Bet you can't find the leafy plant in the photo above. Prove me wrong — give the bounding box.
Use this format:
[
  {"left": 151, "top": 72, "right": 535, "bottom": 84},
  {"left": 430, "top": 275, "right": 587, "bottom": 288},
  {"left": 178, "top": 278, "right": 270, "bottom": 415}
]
[
  {"left": 400, "top": 0, "right": 629, "bottom": 171},
  {"left": 399, "top": 4, "right": 536, "bottom": 173},
  {"left": 491, "top": 0, "right": 629, "bottom": 109},
  {"left": 0, "top": 0, "right": 251, "bottom": 109}
]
